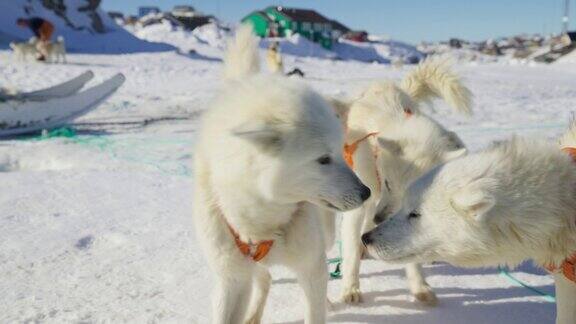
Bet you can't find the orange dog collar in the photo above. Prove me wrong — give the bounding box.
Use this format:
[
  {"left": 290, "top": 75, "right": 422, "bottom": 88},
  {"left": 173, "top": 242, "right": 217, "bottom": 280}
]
[{"left": 227, "top": 223, "right": 274, "bottom": 262}]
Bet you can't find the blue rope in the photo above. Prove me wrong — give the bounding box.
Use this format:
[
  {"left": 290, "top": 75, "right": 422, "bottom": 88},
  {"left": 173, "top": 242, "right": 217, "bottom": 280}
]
[{"left": 498, "top": 266, "right": 556, "bottom": 303}]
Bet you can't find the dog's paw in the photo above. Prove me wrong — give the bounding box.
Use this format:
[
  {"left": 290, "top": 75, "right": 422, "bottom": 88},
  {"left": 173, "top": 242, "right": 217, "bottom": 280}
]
[
  {"left": 341, "top": 286, "right": 363, "bottom": 304},
  {"left": 412, "top": 286, "right": 438, "bottom": 306}
]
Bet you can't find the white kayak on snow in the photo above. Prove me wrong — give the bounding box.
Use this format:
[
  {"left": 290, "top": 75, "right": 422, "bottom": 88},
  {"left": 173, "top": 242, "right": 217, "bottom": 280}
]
[
  {"left": 0, "top": 73, "right": 125, "bottom": 137},
  {"left": 0, "top": 70, "right": 95, "bottom": 102}
]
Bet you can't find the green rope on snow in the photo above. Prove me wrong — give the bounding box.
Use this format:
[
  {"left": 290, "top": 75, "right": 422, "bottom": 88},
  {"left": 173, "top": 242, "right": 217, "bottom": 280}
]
[
  {"left": 21, "top": 126, "right": 192, "bottom": 177},
  {"left": 498, "top": 266, "right": 556, "bottom": 303},
  {"left": 39, "top": 127, "right": 77, "bottom": 139},
  {"left": 328, "top": 240, "right": 343, "bottom": 279}
]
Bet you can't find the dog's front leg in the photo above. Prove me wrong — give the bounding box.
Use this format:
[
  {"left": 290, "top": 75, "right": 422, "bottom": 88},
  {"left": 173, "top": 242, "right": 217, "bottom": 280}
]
[
  {"left": 212, "top": 276, "right": 253, "bottom": 324},
  {"left": 244, "top": 266, "right": 271, "bottom": 324},
  {"left": 405, "top": 263, "right": 437, "bottom": 306},
  {"left": 340, "top": 207, "right": 366, "bottom": 303},
  {"left": 291, "top": 255, "right": 328, "bottom": 324},
  {"left": 554, "top": 273, "right": 576, "bottom": 324}
]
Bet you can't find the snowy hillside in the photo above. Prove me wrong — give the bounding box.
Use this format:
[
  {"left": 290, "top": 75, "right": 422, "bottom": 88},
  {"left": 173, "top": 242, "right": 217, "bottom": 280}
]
[
  {"left": 0, "top": 0, "right": 173, "bottom": 53},
  {"left": 333, "top": 38, "right": 425, "bottom": 64},
  {"left": 127, "top": 20, "right": 424, "bottom": 64},
  {"left": 0, "top": 44, "right": 574, "bottom": 322}
]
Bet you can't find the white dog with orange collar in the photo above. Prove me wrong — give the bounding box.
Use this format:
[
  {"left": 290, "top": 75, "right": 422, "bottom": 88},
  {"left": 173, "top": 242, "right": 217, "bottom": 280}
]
[
  {"left": 334, "top": 59, "right": 472, "bottom": 304},
  {"left": 193, "top": 25, "right": 370, "bottom": 324},
  {"left": 364, "top": 121, "right": 576, "bottom": 324}
]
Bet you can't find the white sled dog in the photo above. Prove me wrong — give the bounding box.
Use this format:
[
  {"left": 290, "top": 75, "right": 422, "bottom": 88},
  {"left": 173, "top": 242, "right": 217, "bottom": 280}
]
[
  {"left": 335, "top": 59, "right": 472, "bottom": 304},
  {"left": 193, "top": 25, "right": 370, "bottom": 324},
  {"left": 9, "top": 38, "right": 38, "bottom": 61},
  {"left": 39, "top": 36, "right": 66, "bottom": 63},
  {"left": 363, "top": 122, "right": 576, "bottom": 324}
]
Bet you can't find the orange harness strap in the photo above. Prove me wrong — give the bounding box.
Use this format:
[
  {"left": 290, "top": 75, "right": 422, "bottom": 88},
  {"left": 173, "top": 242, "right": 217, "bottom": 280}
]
[
  {"left": 546, "top": 147, "right": 576, "bottom": 282},
  {"left": 343, "top": 132, "right": 382, "bottom": 193},
  {"left": 545, "top": 253, "right": 576, "bottom": 283},
  {"left": 562, "top": 147, "right": 576, "bottom": 162},
  {"left": 227, "top": 223, "right": 274, "bottom": 262},
  {"left": 343, "top": 132, "right": 379, "bottom": 169}
]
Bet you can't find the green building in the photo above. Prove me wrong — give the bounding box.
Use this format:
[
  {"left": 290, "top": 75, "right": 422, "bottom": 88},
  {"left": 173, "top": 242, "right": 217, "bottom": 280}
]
[{"left": 242, "top": 6, "right": 335, "bottom": 49}]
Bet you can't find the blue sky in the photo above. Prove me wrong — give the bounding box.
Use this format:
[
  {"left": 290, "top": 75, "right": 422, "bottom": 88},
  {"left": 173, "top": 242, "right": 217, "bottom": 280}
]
[{"left": 102, "top": 0, "right": 569, "bottom": 43}]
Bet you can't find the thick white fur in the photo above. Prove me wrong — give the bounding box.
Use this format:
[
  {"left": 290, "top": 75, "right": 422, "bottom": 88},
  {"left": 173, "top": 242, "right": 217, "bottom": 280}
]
[
  {"left": 223, "top": 25, "right": 260, "bottom": 80},
  {"left": 337, "top": 59, "right": 471, "bottom": 304},
  {"left": 38, "top": 36, "right": 67, "bottom": 63},
  {"left": 401, "top": 57, "right": 473, "bottom": 115},
  {"left": 365, "top": 122, "right": 576, "bottom": 324},
  {"left": 194, "top": 25, "right": 369, "bottom": 324},
  {"left": 9, "top": 38, "right": 38, "bottom": 61}
]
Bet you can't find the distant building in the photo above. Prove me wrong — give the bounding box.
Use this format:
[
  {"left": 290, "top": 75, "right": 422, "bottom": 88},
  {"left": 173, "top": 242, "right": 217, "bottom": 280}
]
[
  {"left": 108, "top": 11, "right": 124, "bottom": 20},
  {"left": 242, "top": 6, "right": 335, "bottom": 49},
  {"left": 242, "top": 7, "right": 368, "bottom": 48},
  {"left": 173, "top": 15, "right": 214, "bottom": 30},
  {"left": 343, "top": 31, "right": 369, "bottom": 42},
  {"left": 169, "top": 5, "right": 213, "bottom": 30},
  {"left": 172, "top": 5, "right": 196, "bottom": 17},
  {"left": 330, "top": 20, "right": 368, "bottom": 42},
  {"left": 138, "top": 6, "right": 160, "bottom": 18},
  {"left": 330, "top": 19, "right": 351, "bottom": 39},
  {"left": 561, "top": 31, "right": 576, "bottom": 46}
]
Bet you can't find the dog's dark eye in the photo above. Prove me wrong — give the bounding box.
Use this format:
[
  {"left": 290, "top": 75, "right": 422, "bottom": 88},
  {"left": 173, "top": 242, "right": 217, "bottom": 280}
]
[
  {"left": 317, "top": 155, "right": 332, "bottom": 165},
  {"left": 408, "top": 211, "right": 420, "bottom": 219}
]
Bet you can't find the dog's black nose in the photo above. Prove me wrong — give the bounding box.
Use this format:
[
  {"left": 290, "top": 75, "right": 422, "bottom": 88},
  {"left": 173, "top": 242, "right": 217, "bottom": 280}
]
[
  {"left": 360, "top": 186, "right": 371, "bottom": 201},
  {"left": 361, "top": 232, "right": 373, "bottom": 246}
]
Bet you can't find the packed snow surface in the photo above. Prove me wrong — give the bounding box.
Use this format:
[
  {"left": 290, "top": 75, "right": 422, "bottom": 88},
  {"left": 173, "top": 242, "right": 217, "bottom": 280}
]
[{"left": 1, "top": 49, "right": 574, "bottom": 323}]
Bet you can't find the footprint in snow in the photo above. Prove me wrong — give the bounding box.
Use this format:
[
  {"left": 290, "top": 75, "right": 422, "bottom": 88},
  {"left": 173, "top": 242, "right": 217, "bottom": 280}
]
[{"left": 75, "top": 235, "right": 95, "bottom": 251}]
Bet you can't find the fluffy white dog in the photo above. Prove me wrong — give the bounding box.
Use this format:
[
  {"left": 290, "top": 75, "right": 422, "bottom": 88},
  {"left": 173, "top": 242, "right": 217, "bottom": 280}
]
[
  {"left": 193, "top": 25, "right": 370, "bottom": 324},
  {"left": 9, "top": 38, "right": 38, "bottom": 61},
  {"left": 38, "top": 36, "right": 66, "bottom": 63},
  {"left": 336, "top": 60, "right": 472, "bottom": 304},
  {"left": 363, "top": 123, "right": 576, "bottom": 324}
]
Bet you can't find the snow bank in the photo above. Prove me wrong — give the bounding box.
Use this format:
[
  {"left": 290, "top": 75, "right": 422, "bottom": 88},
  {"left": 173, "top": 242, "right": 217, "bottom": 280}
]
[
  {"left": 128, "top": 22, "right": 424, "bottom": 63},
  {"left": 131, "top": 21, "right": 228, "bottom": 59},
  {"left": 261, "top": 34, "right": 338, "bottom": 59},
  {"left": 333, "top": 38, "right": 424, "bottom": 63},
  {"left": 192, "top": 22, "right": 230, "bottom": 49},
  {"left": 0, "top": 0, "right": 173, "bottom": 54}
]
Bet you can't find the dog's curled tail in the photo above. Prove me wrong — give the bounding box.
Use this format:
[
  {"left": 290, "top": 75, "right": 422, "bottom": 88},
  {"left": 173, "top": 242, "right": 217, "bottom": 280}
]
[
  {"left": 401, "top": 57, "right": 473, "bottom": 116},
  {"left": 560, "top": 118, "right": 576, "bottom": 150},
  {"left": 223, "top": 24, "right": 260, "bottom": 80}
]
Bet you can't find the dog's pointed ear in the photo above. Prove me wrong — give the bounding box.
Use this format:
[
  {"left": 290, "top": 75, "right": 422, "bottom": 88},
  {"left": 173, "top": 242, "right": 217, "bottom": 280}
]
[
  {"left": 377, "top": 137, "right": 402, "bottom": 155},
  {"left": 327, "top": 97, "right": 350, "bottom": 126},
  {"left": 232, "top": 121, "right": 282, "bottom": 149},
  {"left": 442, "top": 148, "right": 467, "bottom": 162},
  {"left": 450, "top": 178, "right": 497, "bottom": 221}
]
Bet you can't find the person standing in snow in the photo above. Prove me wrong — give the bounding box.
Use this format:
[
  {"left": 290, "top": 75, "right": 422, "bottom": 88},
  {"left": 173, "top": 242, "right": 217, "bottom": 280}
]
[
  {"left": 266, "top": 41, "right": 284, "bottom": 74},
  {"left": 16, "top": 17, "right": 54, "bottom": 61}
]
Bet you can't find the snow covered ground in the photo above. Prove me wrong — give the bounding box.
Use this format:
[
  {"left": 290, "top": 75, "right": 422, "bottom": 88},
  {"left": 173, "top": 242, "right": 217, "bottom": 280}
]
[{"left": 1, "top": 49, "right": 575, "bottom": 323}]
